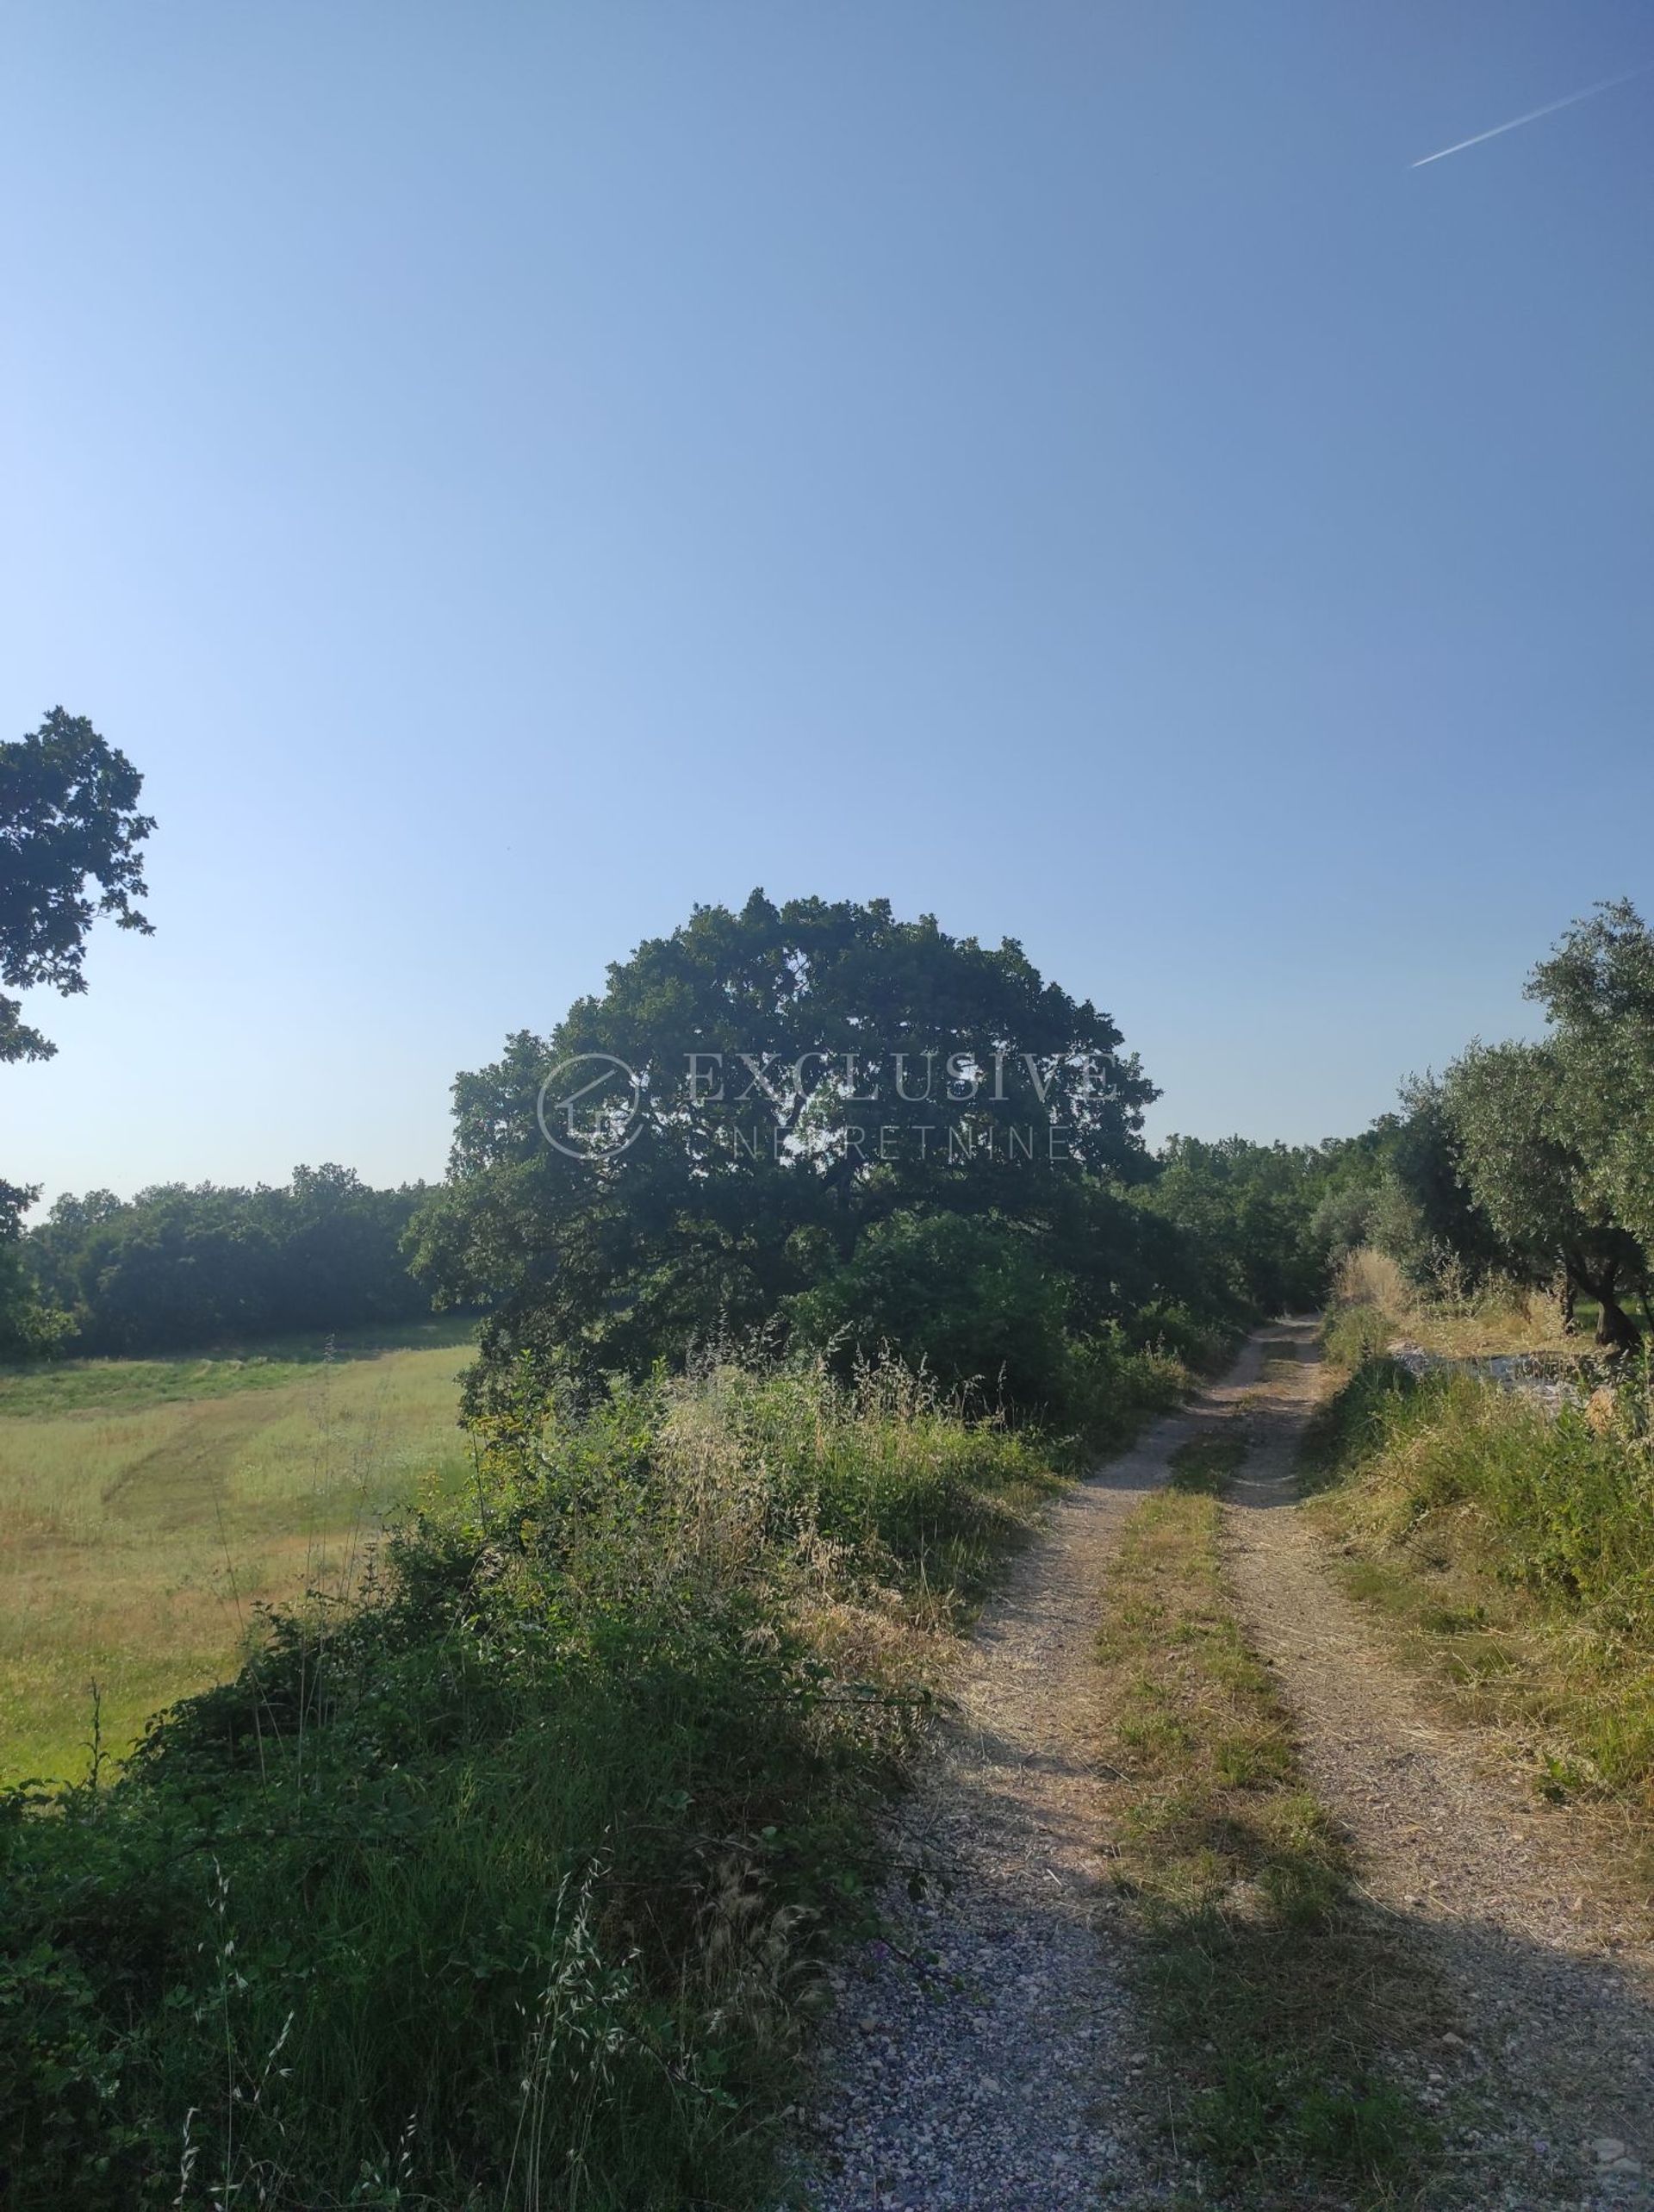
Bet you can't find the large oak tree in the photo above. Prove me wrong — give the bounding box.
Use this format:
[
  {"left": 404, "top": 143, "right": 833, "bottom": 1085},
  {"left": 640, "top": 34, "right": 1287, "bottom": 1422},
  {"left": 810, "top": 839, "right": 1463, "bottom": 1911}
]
[{"left": 408, "top": 890, "right": 1159, "bottom": 1407}]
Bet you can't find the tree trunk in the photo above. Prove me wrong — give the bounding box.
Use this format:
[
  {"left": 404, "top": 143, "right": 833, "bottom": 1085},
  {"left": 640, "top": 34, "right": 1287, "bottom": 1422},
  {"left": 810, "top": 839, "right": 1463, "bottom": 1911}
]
[
  {"left": 1595, "top": 1289, "right": 1640, "bottom": 1353},
  {"left": 1564, "top": 1253, "right": 1641, "bottom": 1352}
]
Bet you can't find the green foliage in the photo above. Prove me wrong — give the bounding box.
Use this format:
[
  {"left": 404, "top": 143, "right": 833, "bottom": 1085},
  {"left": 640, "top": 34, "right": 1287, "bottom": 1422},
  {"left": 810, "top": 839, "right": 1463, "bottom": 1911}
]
[
  {"left": 407, "top": 890, "right": 1166, "bottom": 1414},
  {"left": 1384, "top": 1075, "right": 1509, "bottom": 1280},
  {"left": 1315, "top": 1362, "right": 1654, "bottom": 1636},
  {"left": 1281, "top": 904, "right": 1654, "bottom": 1346},
  {"left": 1441, "top": 1044, "right": 1591, "bottom": 1273},
  {"left": 1114, "top": 1297, "right": 1234, "bottom": 1372},
  {"left": 1143, "top": 1134, "right": 1334, "bottom": 1316},
  {"left": 0, "top": 708, "right": 155, "bottom": 1066},
  {"left": 406, "top": 896, "right": 1375, "bottom": 1425},
  {"left": 1306, "top": 1355, "right": 1654, "bottom": 1811},
  {"left": 21, "top": 1167, "right": 437, "bottom": 1356},
  {"left": 1527, "top": 898, "right": 1654, "bottom": 1259},
  {"left": 1060, "top": 1326, "right": 1190, "bottom": 1451},
  {"left": 0, "top": 1181, "right": 73, "bottom": 1361},
  {"left": 1396, "top": 901, "right": 1654, "bottom": 1348},
  {"left": 787, "top": 1210, "right": 1071, "bottom": 1409},
  {"left": 1301, "top": 1088, "right": 1507, "bottom": 1293},
  {"left": 1298, "top": 1350, "right": 1415, "bottom": 1492},
  {"left": 1440, "top": 1038, "right": 1645, "bottom": 1346},
  {"left": 1320, "top": 1301, "right": 1395, "bottom": 1370},
  {"left": 0, "top": 1355, "right": 1050, "bottom": 2209}
]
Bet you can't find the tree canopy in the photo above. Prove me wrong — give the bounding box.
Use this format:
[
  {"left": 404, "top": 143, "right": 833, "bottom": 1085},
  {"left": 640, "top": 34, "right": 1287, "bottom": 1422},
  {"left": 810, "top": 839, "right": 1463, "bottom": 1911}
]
[
  {"left": 1439, "top": 942, "right": 1651, "bottom": 1349},
  {"left": 408, "top": 889, "right": 1169, "bottom": 1409},
  {"left": 1527, "top": 898, "right": 1654, "bottom": 1261},
  {"left": 1398, "top": 899, "right": 1654, "bottom": 1349},
  {"left": 0, "top": 707, "right": 156, "bottom": 1064},
  {"left": 0, "top": 1178, "right": 73, "bottom": 1359}
]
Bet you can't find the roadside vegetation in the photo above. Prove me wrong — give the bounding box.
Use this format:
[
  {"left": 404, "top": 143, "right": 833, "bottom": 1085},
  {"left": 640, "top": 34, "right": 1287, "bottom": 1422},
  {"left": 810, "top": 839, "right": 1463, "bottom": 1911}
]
[
  {"left": 1093, "top": 1428, "right": 1445, "bottom": 2204},
  {"left": 1286, "top": 899, "right": 1654, "bottom": 1886},
  {"left": 1307, "top": 1261, "right": 1654, "bottom": 1874},
  {"left": 401, "top": 893, "right": 1379, "bottom": 1425},
  {"left": 3, "top": 892, "right": 1355, "bottom": 2208},
  {"left": 0, "top": 1353, "right": 1082, "bottom": 2209}
]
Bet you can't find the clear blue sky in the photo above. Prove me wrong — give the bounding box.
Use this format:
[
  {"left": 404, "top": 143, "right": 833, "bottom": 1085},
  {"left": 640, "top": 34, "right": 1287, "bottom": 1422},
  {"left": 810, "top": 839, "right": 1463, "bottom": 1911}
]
[{"left": 4, "top": 3, "right": 1651, "bottom": 1206}]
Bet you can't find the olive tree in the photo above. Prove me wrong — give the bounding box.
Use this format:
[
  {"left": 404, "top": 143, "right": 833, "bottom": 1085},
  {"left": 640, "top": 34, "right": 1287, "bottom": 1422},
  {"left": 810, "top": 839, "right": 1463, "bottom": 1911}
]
[
  {"left": 1440, "top": 1037, "right": 1645, "bottom": 1349},
  {"left": 1527, "top": 898, "right": 1654, "bottom": 1262}
]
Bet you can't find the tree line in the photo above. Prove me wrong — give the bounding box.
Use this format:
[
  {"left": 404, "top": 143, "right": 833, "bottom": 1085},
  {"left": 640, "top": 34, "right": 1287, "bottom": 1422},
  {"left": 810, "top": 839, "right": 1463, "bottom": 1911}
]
[
  {"left": 401, "top": 889, "right": 1654, "bottom": 1413},
  {"left": 16, "top": 1167, "right": 435, "bottom": 1356}
]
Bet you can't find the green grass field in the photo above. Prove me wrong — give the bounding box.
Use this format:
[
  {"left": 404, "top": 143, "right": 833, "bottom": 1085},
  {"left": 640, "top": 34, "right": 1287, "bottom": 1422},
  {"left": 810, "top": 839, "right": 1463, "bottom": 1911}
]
[{"left": 0, "top": 1319, "right": 477, "bottom": 1786}]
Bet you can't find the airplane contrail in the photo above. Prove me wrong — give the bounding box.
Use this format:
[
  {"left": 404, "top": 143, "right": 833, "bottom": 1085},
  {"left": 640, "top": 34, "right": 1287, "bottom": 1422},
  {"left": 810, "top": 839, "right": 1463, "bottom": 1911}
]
[{"left": 1411, "top": 62, "right": 1651, "bottom": 168}]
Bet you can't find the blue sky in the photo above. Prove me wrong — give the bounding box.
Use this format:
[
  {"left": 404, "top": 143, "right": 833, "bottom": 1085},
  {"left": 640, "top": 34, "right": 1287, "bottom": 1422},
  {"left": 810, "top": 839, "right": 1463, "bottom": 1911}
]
[{"left": 4, "top": 3, "right": 1651, "bottom": 1206}]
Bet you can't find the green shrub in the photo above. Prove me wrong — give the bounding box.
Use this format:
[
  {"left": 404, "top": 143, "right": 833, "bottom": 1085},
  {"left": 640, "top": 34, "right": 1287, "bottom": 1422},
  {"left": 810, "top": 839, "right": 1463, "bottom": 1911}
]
[
  {"left": 1061, "top": 1326, "right": 1187, "bottom": 1451},
  {"left": 1120, "top": 1298, "right": 1236, "bottom": 1374},
  {"left": 787, "top": 1212, "right": 1194, "bottom": 1451},
  {"left": 786, "top": 1211, "right": 1072, "bottom": 1412},
  {"left": 1315, "top": 1364, "right": 1654, "bottom": 1631}
]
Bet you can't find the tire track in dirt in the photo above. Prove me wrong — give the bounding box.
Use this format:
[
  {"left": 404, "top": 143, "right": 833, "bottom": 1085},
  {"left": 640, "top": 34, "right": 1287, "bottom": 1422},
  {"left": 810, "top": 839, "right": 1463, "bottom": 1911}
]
[
  {"left": 1224, "top": 1320, "right": 1654, "bottom": 2209},
  {"left": 799, "top": 1332, "right": 1278, "bottom": 2211}
]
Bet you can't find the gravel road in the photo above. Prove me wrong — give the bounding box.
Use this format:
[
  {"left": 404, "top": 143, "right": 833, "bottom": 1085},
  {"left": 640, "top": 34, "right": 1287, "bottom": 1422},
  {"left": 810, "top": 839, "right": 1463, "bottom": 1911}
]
[
  {"left": 796, "top": 1323, "right": 1654, "bottom": 2210},
  {"left": 795, "top": 1335, "right": 1275, "bottom": 2210}
]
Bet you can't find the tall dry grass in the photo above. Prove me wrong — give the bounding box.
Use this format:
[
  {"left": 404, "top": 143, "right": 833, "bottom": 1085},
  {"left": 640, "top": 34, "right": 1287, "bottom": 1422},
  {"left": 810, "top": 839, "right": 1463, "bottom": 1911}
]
[{"left": 1325, "top": 1244, "right": 1574, "bottom": 1364}]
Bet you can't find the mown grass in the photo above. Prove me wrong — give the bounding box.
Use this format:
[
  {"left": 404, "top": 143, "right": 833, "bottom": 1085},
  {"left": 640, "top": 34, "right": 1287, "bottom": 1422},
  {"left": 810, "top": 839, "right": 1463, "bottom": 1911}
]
[
  {"left": 0, "top": 1330, "right": 478, "bottom": 1785},
  {"left": 0, "top": 1351, "right": 1097, "bottom": 2211},
  {"left": 1303, "top": 1343, "right": 1654, "bottom": 1845},
  {"left": 1095, "top": 1434, "right": 1444, "bottom": 2204},
  {"left": 0, "top": 1315, "right": 478, "bottom": 1417}
]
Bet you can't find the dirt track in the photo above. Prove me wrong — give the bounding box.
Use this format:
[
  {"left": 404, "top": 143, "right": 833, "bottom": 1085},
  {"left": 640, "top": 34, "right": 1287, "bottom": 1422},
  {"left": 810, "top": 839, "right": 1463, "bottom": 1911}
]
[
  {"left": 800, "top": 1325, "right": 1654, "bottom": 2209},
  {"left": 800, "top": 1339, "right": 1279, "bottom": 2208}
]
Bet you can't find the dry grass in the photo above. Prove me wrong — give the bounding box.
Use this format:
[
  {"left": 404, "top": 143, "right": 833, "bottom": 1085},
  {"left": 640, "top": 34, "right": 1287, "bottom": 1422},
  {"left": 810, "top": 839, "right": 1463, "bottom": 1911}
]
[
  {"left": 1327, "top": 1248, "right": 1576, "bottom": 1363},
  {"left": 0, "top": 1340, "right": 475, "bottom": 1784},
  {"left": 1333, "top": 1247, "right": 1413, "bottom": 1318}
]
